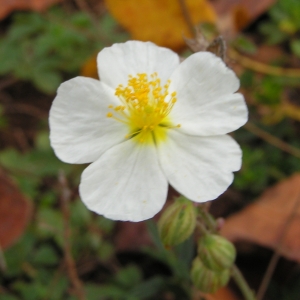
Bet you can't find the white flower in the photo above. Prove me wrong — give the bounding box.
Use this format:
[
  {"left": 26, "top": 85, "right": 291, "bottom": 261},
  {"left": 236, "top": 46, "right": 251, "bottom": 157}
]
[{"left": 49, "top": 41, "right": 248, "bottom": 222}]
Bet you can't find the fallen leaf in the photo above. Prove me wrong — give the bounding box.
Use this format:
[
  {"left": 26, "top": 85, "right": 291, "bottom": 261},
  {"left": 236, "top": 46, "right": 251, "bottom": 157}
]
[
  {"left": 0, "top": 0, "right": 62, "bottom": 20},
  {"left": 105, "top": 0, "right": 216, "bottom": 50},
  {"left": 0, "top": 170, "right": 32, "bottom": 249},
  {"left": 212, "top": 0, "right": 276, "bottom": 36},
  {"left": 221, "top": 173, "right": 300, "bottom": 262},
  {"left": 203, "top": 287, "right": 240, "bottom": 300}
]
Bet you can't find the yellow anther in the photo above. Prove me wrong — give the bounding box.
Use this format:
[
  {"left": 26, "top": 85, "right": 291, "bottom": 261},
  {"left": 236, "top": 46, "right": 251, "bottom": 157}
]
[{"left": 108, "top": 72, "right": 179, "bottom": 143}]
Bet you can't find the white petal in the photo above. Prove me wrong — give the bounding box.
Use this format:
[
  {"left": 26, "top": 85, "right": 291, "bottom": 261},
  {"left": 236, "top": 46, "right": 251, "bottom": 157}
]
[
  {"left": 97, "top": 41, "right": 180, "bottom": 89},
  {"left": 168, "top": 52, "right": 248, "bottom": 135},
  {"left": 49, "top": 77, "right": 128, "bottom": 164},
  {"left": 79, "top": 140, "right": 168, "bottom": 222},
  {"left": 158, "top": 131, "right": 242, "bottom": 202}
]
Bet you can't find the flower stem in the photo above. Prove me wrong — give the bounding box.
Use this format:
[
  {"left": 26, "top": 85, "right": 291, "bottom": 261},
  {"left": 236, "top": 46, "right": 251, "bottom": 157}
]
[
  {"left": 231, "top": 265, "right": 256, "bottom": 300},
  {"left": 197, "top": 205, "right": 217, "bottom": 232},
  {"left": 197, "top": 204, "right": 256, "bottom": 300}
]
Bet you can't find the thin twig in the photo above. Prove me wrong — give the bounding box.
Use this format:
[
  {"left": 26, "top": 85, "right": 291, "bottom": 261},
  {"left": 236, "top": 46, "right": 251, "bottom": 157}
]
[
  {"left": 178, "top": 0, "right": 195, "bottom": 37},
  {"left": 245, "top": 122, "right": 300, "bottom": 159},
  {"left": 256, "top": 194, "right": 300, "bottom": 300},
  {"left": 59, "top": 171, "right": 86, "bottom": 300},
  {"left": 229, "top": 48, "right": 300, "bottom": 78}
]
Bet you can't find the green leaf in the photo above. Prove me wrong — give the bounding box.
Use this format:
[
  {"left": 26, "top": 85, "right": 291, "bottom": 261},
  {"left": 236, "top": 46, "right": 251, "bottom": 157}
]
[
  {"left": 32, "top": 70, "right": 62, "bottom": 94},
  {"left": 290, "top": 39, "right": 300, "bottom": 57},
  {"left": 114, "top": 265, "right": 142, "bottom": 288},
  {"left": 70, "top": 199, "right": 92, "bottom": 227},
  {"left": 129, "top": 276, "right": 165, "bottom": 299},
  {"left": 36, "top": 208, "right": 64, "bottom": 246},
  {"left": 32, "top": 245, "right": 59, "bottom": 266},
  {"left": 12, "top": 281, "right": 47, "bottom": 300},
  {"left": 85, "top": 284, "right": 126, "bottom": 300},
  {"left": 232, "top": 35, "right": 257, "bottom": 54},
  {"left": 4, "top": 233, "right": 35, "bottom": 277},
  {"left": 0, "top": 295, "right": 20, "bottom": 300}
]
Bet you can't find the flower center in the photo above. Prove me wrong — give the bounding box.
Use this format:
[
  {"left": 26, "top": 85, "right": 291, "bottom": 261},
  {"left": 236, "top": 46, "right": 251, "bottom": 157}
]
[{"left": 107, "top": 72, "right": 180, "bottom": 144}]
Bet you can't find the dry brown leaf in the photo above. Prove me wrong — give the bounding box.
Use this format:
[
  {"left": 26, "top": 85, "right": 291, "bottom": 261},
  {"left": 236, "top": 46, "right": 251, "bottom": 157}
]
[
  {"left": 0, "top": 171, "right": 32, "bottom": 249},
  {"left": 221, "top": 173, "right": 300, "bottom": 262},
  {"left": 203, "top": 287, "right": 240, "bottom": 300},
  {"left": 0, "top": 0, "right": 62, "bottom": 20},
  {"left": 105, "top": 0, "right": 216, "bottom": 50},
  {"left": 212, "top": 0, "right": 276, "bottom": 36}
]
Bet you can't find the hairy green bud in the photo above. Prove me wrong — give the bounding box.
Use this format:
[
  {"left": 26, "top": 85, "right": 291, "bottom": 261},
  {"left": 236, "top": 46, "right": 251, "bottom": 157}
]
[
  {"left": 198, "top": 234, "right": 236, "bottom": 272},
  {"left": 191, "top": 257, "right": 230, "bottom": 293},
  {"left": 158, "top": 196, "right": 196, "bottom": 247}
]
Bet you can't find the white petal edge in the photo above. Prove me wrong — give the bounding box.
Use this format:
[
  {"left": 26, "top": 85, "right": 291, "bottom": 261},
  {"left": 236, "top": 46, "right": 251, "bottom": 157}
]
[
  {"left": 49, "top": 77, "right": 128, "bottom": 164},
  {"left": 168, "top": 52, "right": 248, "bottom": 135},
  {"left": 157, "top": 130, "right": 242, "bottom": 202},
  {"left": 79, "top": 139, "right": 168, "bottom": 222},
  {"left": 97, "top": 41, "right": 180, "bottom": 89}
]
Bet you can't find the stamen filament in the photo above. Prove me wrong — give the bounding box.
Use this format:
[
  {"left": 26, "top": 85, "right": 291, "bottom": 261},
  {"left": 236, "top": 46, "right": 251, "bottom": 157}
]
[{"left": 107, "top": 72, "right": 180, "bottom": 143}]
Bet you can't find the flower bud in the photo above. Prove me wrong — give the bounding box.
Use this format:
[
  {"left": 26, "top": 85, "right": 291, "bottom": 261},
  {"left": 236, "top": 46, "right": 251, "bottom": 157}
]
[
  {"left": 191, "top": 257, "right": 230, "bottom": 293},
  {"left": 198, "top": 234, "right": 236, "bottom": 272},
  {"left": 158, "top": 197, "right": 196, "bottom": 247}
]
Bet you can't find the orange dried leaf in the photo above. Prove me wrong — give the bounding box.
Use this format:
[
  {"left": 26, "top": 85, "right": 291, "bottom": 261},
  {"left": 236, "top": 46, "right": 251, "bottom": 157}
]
[
  {"left": 105, "top": 0, "right": 216, "bottom": 50},
  {"left": 204, "top": 287, "right": 239, "bottom": 300},
  {"left": 0, "top": 171, "right": 32, "bottom": 249},
  {"left": 0, "top": 0, "right": 62, "bottom": 20},
  {"left": 221, "top": 173, "right": 300, "bottom": 262}
]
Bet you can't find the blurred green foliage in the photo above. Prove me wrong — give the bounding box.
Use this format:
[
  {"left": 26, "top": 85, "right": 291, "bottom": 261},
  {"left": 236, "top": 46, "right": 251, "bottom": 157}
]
[
  {"left": 231, "top": 35, "right": 257, "bottom": 54},
  {"left": 231, "top": 0, "right": 300, "bottom": 198},
  {"left": 259, "top": 0, "right": 300, "bottom": 58},
  {"left": 0, "top": 7, "right": 128, "bottom": 94}
]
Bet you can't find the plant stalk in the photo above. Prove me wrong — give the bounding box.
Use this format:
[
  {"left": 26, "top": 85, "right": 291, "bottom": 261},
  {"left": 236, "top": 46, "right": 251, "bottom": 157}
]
[{"left": 231, "top": 265, "right": 256, "bottom": 300}]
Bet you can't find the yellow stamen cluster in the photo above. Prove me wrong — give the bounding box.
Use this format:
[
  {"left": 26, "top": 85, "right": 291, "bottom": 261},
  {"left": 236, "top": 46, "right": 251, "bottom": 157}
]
[{"left": 107, "top": 72, "right": 180, "bottom": 143}]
